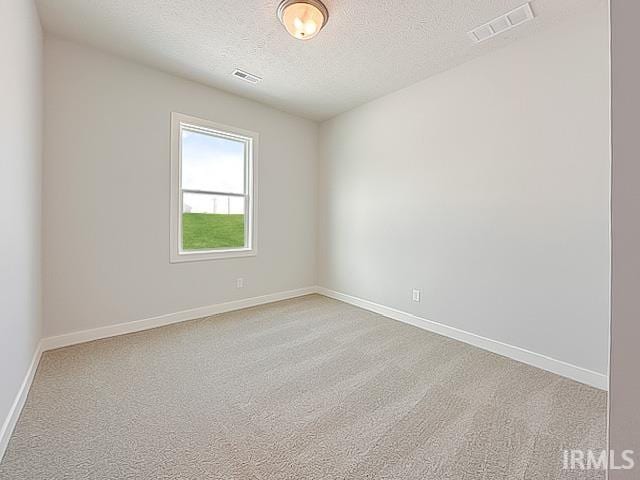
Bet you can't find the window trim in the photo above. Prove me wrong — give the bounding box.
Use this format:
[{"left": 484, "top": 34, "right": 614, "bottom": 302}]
[{"left": 170, "top": 112, "right": 258, "bottom": 263}]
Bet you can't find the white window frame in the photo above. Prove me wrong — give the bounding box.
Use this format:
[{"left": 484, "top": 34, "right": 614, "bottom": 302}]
[{"left": 170, "top": 112, "right": 257, "bottom": 263}]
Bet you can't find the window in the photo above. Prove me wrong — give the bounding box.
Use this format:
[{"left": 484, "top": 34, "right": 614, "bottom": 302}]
[{"left": 170, "top": 113, "right": 257, "bottom": 262}]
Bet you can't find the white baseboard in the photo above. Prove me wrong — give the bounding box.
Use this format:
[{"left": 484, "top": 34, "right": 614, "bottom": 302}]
[
  {"left": 0, "top": 340, "right": 43, "bottom": 462},
  {"left": 316, "top": 287, "right": 608, "bottom": 391},
  {"left": 41, "top": 286, "right": 317, "bottom": 351}
]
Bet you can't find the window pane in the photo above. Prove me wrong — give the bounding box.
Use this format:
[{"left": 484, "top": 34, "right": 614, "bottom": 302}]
[
  {"left": 182, "top": 192, "right": 246, "bottom": 250},
  {"left": 181, "top": 128, "right": 245, "bottom": 194}
]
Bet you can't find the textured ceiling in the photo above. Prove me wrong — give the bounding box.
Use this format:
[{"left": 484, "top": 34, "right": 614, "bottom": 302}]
[{"left": 36, "top": 0, "right": 604, "bottom": 121}]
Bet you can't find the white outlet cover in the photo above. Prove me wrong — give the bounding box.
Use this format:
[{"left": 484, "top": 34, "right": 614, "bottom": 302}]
[{"left": 412, "top": 289, "right": 421, "bottom": 302}]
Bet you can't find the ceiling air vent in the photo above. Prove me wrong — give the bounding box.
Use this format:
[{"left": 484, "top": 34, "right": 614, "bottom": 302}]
[
  {"left": 468, "top": 3, "right": 534, "bottom": 44},
  {"left": 232, "top": 69, "right": 262, "bottom": 84}
]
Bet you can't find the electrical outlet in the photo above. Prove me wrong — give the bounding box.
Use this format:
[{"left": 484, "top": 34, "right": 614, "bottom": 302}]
[
  {"left": 236, "top": 278, "right": 244, "bottom": 288},
  {"left": 412, "top": 289, "right": 421, "bottom": 302}
]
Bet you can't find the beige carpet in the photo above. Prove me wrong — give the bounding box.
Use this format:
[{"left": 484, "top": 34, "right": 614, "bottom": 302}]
[{"left": 0, "top": 295, "right": 606, "bottom": 479}]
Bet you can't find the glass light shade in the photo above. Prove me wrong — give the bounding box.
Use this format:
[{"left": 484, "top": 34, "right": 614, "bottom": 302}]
[{"left": 278, "top": 1, "right": 327, "bottom": 40}]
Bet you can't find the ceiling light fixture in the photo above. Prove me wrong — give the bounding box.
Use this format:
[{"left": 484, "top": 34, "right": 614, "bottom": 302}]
[{"left": 277, "top": 0, "right": 329, "bottom": 41}]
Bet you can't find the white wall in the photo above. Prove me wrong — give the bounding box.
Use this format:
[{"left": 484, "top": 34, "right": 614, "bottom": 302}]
[
  {"left": 0, "top": 0, "right": 42, "bottom": 436},
  {"left": 43, "top": 37, "right": 318, "bottom": 337},
  {"left": 318, "top": 6, "right": 610, "bottom": 375},
  {"left": 610, "top": 0, "right": 640, "bottom": 469}
]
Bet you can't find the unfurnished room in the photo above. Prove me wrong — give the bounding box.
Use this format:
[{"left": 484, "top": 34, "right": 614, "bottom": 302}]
[{"left": 1, "top": 0, "right": 639, "bottom": 479}]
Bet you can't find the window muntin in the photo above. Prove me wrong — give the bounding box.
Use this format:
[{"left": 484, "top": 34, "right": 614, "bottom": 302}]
[{"left": 171, "top": 113, "right": 256, "bottom": 262}]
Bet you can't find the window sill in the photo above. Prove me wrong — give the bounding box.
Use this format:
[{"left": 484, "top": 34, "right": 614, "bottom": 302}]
[{"left": 170, "top": 248, "right": 256, "bottom": 263}]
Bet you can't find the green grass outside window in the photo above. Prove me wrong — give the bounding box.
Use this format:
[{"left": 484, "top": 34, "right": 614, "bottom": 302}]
[{"left": 182, "top": 213, "right": 245, "bottom": 250}]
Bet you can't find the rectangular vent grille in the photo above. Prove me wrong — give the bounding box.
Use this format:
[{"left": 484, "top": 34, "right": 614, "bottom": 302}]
[
  {"left": 232, "top": 69, "right": 262, "bottom": 84},
  {"left": 468, "top": 3, "right": 534, "bottom": 44}
]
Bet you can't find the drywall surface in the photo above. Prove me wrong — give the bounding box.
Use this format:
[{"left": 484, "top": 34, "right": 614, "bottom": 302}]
[
  {"left": 34, "top": 0, "right": 603, "bottom": 121},
  {"left": 609, "top": 0, "right": 640, "bottom": 474},
  {"left": 318, "top": 6, "right": 610, "bottom": 375},
  {"left": 0, "top": 0, "right": 42, "bottom": 441},
  {"left": 43, "top": 37, "right": 317, "bottom": 336}
]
